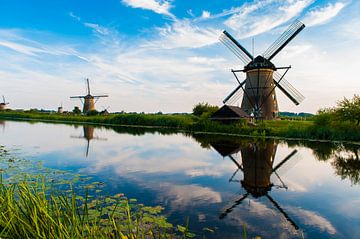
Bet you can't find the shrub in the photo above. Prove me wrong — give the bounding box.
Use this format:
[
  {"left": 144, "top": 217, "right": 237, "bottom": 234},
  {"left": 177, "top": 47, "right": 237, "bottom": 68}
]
[{"left": 192, "top": 103, "right": 219, "bottom": 117}]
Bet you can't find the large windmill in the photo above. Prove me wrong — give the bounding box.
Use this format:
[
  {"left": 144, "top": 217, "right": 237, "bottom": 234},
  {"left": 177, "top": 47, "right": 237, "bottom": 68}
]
[
  {"left": 0, "top": 96, "right": 9, "bottom": 111},
  {"left": 209, "top": 140, "right": 300, "bottom": 230},
  {"left": 219, "top": 20, "right": 305, "bottom": 119},
  {"left": 70, "top": 78, "right": 108, "bottom": 113}
]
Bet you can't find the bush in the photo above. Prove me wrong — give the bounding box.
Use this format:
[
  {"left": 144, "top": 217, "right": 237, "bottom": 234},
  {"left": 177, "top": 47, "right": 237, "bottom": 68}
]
[{"left": 192, "top": 103, "right": 219, "bottom": 117}]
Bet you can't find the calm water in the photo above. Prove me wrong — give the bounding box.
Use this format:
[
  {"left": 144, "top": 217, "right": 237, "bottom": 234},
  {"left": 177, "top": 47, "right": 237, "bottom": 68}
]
[{"left": 0, "top": 120, "right": 360, "bottom": 238}]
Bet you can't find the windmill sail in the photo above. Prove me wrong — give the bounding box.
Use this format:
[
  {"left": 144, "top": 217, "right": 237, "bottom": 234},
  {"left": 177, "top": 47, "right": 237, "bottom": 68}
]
[
  {"left": 223, "top": 80, "right": 246, "bottom": 104},
  {"left": 273, "top": 72, "right": 304, "bottom": 105},
  {"left": 219, "top": 31, "right": 253, "bottom": 65},
  {"left": 263, "top": 20, "right": 305, "bottom": 60}
]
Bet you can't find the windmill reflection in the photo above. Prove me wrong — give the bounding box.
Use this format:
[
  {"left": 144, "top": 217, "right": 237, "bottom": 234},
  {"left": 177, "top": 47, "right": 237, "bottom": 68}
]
[
  {"left": 0, "top": 120, "right": 5, "bottom": 132},
  {"left": 71, "top": 125, "right": 107, "bottom": 157},
  {"left": 210, "top": 139, "right": 299, "bottom": 230}
]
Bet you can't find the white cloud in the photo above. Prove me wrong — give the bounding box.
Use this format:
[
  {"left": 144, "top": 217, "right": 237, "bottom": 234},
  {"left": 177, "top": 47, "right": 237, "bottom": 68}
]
[
  {"left": 121, "top": 0, "right": 174, "bottom": 18},
  {"left": 151, "top": 20, "right": 221, "bottom": 49},
  {"left": 224, "top": 0, "right": 314, "bottom": 39},
  {"left": 287, "top": 207, "right": 337, "bottom": 234},
  {"left": 302, "top": 2, "right": 346, "bottom": 27},
  {"left": 158, "top": 183, "right": 222, "bottom": 209},
  {"left": 201, "top": 10, "right": 211, "bottom": 19}
]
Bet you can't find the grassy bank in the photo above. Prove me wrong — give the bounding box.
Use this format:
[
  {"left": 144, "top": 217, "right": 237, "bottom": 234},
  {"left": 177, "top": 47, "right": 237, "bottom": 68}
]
[{"left": 0, "top": 110, "right": 359, "bottom": 142}]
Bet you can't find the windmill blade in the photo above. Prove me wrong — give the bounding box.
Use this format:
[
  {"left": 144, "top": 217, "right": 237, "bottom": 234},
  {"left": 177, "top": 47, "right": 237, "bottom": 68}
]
[
  {"left": 70, "top": 96, "right": 85, "bottom": 99},
  {"left": 228, "top": 154, "right": 243, "bottom": 171},
  {"left": 223, "top": 80, "right": 246, "bottom": 104},
  {"left": 93, "top": 95, "right": 109, "bottom": 98},
  {"left": 273, "top": 72, "right": 304, "bottom": 105},
  {"left": 219, "top": 30, "right": 253, "bottom": 65},
  {"left": 266, "top": 194, "right": 299, "bottom": 230},
  {"left": 272, "top": 149, "right": 298, "bottom": 173},
  {"left": 86, "top": 140, "right": 90, "bottom": 157},
  {"left": 86, "top": 78, "right": 91, "bottom": 95},
  {"left": 219, "top": 193, "right": 249, "bottom": 219},
  {"left": 263, "top": 20, "right": 305, "bottom": 61}
]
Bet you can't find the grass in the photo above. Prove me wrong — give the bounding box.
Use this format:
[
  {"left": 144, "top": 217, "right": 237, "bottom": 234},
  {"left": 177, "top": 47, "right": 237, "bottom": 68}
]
[
  {"left": 0, "top": 110, "right": 359, "bottom": 142},
  {"left": 0, "top": 178, "right": 188, "bottom": 239}
]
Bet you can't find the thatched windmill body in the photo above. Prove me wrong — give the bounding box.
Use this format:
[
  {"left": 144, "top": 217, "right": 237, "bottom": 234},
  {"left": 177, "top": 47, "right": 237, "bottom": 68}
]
[
  {"left": 0, "top": 96, "right": 9, "bottom": 111},
  {"left": 219, "top": 20, "right": 306, "bottom": 119},
  {"left": 70, "top": 79, "right": 108, "bottom": 113}
]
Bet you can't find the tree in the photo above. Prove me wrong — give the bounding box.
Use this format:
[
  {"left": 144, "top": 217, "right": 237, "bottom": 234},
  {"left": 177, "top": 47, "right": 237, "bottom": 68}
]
[
  {"left": 73, "top": 106, "right": 81, "bottom": 115},
  {"left": 336, "top": 95, "right": 360, "bottom": 125},
  {"left": 192, "top": 103, "right": 219, "bottom": 117}
]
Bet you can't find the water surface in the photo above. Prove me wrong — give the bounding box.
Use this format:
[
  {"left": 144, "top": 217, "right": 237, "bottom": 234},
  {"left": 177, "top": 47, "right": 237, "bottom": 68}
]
[{"left": 0, "top": 120, "right": 359, "bottom": 238}]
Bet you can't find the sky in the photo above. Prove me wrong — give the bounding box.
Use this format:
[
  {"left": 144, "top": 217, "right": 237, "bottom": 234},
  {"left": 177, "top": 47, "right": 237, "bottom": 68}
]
[{"left": 0, "top": 0, "right": 359, "bottom": 113}]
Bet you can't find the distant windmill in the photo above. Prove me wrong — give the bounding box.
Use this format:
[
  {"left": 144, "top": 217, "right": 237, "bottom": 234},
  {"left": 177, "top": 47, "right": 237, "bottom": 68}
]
[
  {"left": 219, "top": 20, "right": 305, "bottom": 119},
  {"left": 70, "top": 78, "right": 108, "bottom": 113},
  {"left": 0, "top": 96, "right": 9, "bottom": 110},
  {"left": 57, "top": 102, "right": 63, "bottom": 113},
  {"left": 210, "top": 140, "right": 300, "bottom": 230}
]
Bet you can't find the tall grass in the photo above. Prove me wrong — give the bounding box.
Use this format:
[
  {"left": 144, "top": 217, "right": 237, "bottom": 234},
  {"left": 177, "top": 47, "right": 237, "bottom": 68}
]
[{"left": 0, "top": 178, "right": 190, "bottom": 239}]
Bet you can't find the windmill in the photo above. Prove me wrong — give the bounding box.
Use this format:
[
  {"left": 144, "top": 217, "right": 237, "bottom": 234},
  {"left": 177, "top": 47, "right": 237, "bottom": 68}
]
[
  {"left": 209, "top": 140, "right": 300, "bottom": 230},
  {"left": 71, "top": 125, "right": 107, "bottom": 157},
  {"left": 70, "top": 78, "right": 108, "bottom": 113},
  {"left": 0, "top": 96, "right": 9, "bottom": 110},
  {"left": 219, "top": 20, "right": 305, "bottom": 119}
]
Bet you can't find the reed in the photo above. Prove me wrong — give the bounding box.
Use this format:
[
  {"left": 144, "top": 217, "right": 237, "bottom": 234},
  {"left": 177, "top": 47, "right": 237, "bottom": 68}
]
[{"left": 0, "top": 178, "right": 191, "bottom": 239}]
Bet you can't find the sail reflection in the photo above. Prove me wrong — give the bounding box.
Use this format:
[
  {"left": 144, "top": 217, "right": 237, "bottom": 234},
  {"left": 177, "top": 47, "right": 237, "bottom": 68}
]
[{"left": 209, "top": 139, "right": 299, "bottom": 230}]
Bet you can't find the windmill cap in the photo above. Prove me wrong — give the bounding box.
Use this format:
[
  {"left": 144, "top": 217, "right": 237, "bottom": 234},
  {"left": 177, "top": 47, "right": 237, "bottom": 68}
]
[{"left": 244, "top": 55, "right": 276, "bottom": 71}]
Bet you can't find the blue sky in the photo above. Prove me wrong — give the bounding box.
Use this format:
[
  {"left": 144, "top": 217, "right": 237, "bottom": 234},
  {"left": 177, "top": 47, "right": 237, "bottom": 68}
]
[{"left": 0, "top": 0, "right": 358, "bottom": 113}]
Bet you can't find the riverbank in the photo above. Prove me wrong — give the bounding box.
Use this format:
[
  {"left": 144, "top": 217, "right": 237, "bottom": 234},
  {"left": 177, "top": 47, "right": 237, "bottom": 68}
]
[{"left": 0, "top": 111, "right": 359, "bottom": 142}]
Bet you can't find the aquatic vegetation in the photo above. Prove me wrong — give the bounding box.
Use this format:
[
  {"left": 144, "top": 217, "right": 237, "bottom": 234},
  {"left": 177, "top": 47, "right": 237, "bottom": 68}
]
[{"left": 0, "top": 146, "right": 196, "bottom": 239}]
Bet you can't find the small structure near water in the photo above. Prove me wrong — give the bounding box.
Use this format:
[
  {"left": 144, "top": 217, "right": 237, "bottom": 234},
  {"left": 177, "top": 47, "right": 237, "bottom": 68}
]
[{"left": 210, "top": 105, "right": 251, "bottom": 124}]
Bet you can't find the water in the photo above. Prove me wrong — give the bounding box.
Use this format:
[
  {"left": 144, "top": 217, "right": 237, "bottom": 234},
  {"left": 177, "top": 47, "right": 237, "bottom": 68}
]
[{"left": 0, "top": 120, "right": 359, "bottom": 238}]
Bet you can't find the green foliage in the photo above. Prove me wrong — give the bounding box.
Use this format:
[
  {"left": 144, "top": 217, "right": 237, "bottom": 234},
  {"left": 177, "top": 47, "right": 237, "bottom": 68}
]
[
  {"left": 336, "top": 94, "right": 360, "bottom": 125},
  {"left": 87, "top": 110, "right": 99, "bottom": 116},
  {"left": 0, "top": 106, "right": 359, "bottom": 142},
  {"left": 192, "top": 103, "right": 219, "bottom": 117},
  {"left": 0, "top": 180, "right": 187, "bottom": 239},
  {"left": 73, "top": 106, "right": 81, "bottom": 115}
]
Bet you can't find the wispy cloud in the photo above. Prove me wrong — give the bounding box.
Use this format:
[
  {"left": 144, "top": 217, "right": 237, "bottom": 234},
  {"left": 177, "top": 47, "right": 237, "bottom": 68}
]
[
  {"left": 69, "top": 12, "right": 113, "bottom": 37},
  {"left": 84, "top": 23, "right": 110, "bottom": 35},
  {"left": 0, "top": 40, "right": 47, "bottom": 56},
  {"left": 69, "top": 12, "right": 81, "bottom": 21},
  {"left": 224, "top": 0, "right": 314, "bottom": 38},
  {"left": 121, "top": 0, "right": 175, "bottom": 19},
  {"left": 302, "top": 2, "right": 347, "bottom": 27},
  {"left": 201, "top": 10, "right": 211, "bottom": 19},
  {"left": 150, "top": 20, "right": 221, "bottom": 49}
]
